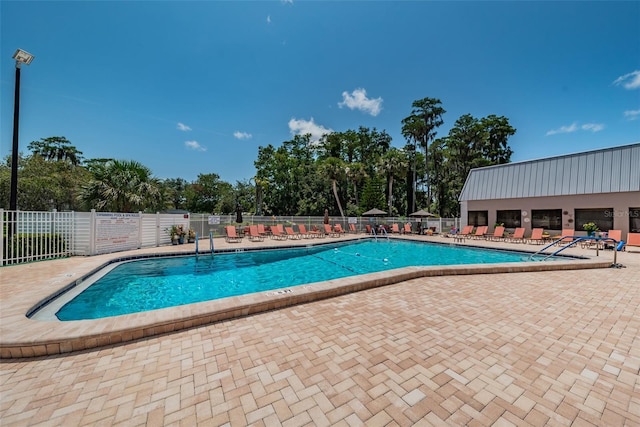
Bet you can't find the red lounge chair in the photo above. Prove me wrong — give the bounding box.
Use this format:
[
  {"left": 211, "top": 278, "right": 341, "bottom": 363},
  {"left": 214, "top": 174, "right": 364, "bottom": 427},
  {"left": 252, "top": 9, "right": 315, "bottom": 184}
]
[
  {"left": 297, "top": 224, "right": 317, "bottom": 238},
  {"left": 225, "top": 225, "right": 243, "bottom": 243},
  {"left": 402, "top": 223, "right": 412, "bottom": 234},
  {"left": 528, "top": 228, "right": 545, "bottom": 244},
  {"left": 508, "top": 227, "right": 526, "bottom": 243},
  {"left": 257, "top": 224, "right": 268, "bottom": 237},
  {"left": 472, "top": 226, "right": 488, "bottom": 239},
  {"left": 248, "top": 225, "right": 264, "bottom": 242},
  {"left": 488, "top": 226, "right": 505, "bottom": 241},
  {"left": 285, "top": 226, "right": 302, "bottom": 239},
  {"left": 333, "top": 224, "right": 346, "bottom": 235},
  {"left": 626, "top": 232, "right": 640, "bottom": 249},
  {"left": 324, "top": 224, "right": 340, "bottom": 237},
  {"left": 270, "top": 226, "right": 288, "bottom": 240}
]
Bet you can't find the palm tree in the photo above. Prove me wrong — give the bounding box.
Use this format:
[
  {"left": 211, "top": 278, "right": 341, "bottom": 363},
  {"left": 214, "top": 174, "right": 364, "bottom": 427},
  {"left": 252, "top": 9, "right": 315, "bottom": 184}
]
[
  {"left": 345, "top": 162, "right": 367, "bottom": 207},
  {"left": 401, "top": 98, "right": 446, "bottom": 212},
  {"left": 378, "top": 148, "right": 408, "bottom": 215},
  {"left": 320, "top": 157, "right": 346, "bottom": 218},
  {"left": 80, "top": 160, "right": 165, "bottom": 212}
]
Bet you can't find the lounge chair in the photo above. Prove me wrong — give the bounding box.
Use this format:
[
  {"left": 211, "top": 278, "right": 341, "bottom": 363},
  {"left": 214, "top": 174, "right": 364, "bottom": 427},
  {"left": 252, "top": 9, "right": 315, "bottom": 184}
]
[
  {"left": 297, "top": 224, "right": 317, "bottom": 238},
  {"left": 458, "top": 225, "right": 474, "bottom": 239},
  {"left": 626, "top": 232, "right": 640, "bottom": 250},
  {"left": 333, "top": 224, "right": 347, "bottom": 235},
  {"left": 488, "top": 226, "right": 505, "bottom": 241},
  {"left": 257, "top": 224, "right": 269, "bottom": 237},
  {"left": 528, "top": 228, "right": 545, "bottom": 244},
  {"left": 225, "top": 225, "right": 243, "bottom": 243},
  {"left": 285, "top": 226, "right": 302, "bottom": 239},
  {"left": 472, "top": 226, "right": 488, "bottom": 239},
  {"left": 248, "top": 225, "right": 264, "bottom": 242},
  {"left": 270, "top": 226, "right": 288, "bottom": 240},
  {"left": 324, "top": 224, "right": 340, "bottom": 238},
  {"left": 349, "top": 223, "right": 357, "bottom": 233},
  {"left": 507, "top": 227, "right": 526, "bottom": 243},
  {"left": 403, "top": 223, "right": 412, "bottom": 234},
  {"left": 365, "top": 224, "right": 374, "bottom": 235},
  {"left": 555, "top": 228, "right": 577, "bottom": 246},
  {"left": 603, "top": 230, "right": 623, "bottom": 250},
  {"left": 391, "top": 223, "right": 400, "bottom": 234}
]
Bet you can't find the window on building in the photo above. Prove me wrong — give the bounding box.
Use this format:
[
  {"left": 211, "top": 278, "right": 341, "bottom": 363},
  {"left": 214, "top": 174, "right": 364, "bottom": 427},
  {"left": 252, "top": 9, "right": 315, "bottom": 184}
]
[
  {"left": 496, "top": 210, "right": 521, "bottom": 228},
  {"left": 574, "top": 208, "right": 614, "bottom": 232},
  {"left": 468, "top": 210, "right": 488, "bottom": 226},
  {"left": 630, "top": 207, "right": 640, "bottom": 233},
  {"left": 531, "top": 209, "right": 562, "bottom": 230}
]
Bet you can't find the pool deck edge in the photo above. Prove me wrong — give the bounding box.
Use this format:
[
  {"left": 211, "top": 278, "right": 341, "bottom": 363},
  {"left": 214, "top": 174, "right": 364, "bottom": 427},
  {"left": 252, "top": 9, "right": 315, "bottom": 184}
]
[{"left": 0, "top": 235, "right": 619, "bottom": 359}]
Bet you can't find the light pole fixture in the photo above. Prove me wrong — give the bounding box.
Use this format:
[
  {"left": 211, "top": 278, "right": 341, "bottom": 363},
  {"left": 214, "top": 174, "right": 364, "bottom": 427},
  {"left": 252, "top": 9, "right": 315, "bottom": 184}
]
[{"left": 9, "top": 49, "right": 35, "bottom": 211}]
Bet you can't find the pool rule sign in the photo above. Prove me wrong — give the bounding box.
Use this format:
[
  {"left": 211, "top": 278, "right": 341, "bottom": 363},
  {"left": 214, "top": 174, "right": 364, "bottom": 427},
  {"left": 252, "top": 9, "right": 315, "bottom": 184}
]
[{"left": 95, "top": 212, "right": 141, "bottom": 254}]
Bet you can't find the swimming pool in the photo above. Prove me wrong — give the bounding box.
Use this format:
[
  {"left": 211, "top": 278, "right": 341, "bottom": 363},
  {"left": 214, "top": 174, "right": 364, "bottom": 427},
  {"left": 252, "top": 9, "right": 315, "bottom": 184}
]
[{"left": 53, "top": 240, "right": 536, "bottom": 320}]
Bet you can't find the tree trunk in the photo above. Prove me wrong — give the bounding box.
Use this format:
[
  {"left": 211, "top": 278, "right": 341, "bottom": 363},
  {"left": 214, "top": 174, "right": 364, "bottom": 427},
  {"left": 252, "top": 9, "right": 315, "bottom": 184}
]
[{"left": 332, "top": 180, "right": 345, "bottom": 218}]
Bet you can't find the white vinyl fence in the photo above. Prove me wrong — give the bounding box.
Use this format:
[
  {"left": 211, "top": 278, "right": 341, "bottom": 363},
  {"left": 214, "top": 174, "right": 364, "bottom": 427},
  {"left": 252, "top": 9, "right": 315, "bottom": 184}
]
[
  {"left": 2, "top": 209, "right": 460, "bottom": 266},
  {"left": 1, "top": 210, "right": 189, "bottom": 265}
]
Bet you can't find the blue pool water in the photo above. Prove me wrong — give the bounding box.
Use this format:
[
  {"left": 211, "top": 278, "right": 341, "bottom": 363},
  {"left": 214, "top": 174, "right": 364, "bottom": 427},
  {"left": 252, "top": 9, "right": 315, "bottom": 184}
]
[{"left": 56, "top": 240, "right": 533, "bottom": 320}]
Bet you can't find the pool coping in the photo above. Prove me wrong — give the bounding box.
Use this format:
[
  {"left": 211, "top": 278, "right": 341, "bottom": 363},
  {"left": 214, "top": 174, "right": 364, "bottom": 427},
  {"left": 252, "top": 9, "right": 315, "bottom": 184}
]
[{"left": 0, "top": 237, "right": 612, "bottom": 359}]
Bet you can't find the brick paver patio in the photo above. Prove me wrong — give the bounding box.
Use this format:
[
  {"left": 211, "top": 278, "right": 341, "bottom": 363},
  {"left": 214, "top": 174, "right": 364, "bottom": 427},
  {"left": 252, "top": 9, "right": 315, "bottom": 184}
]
[{"left": 1, "top": 236, "right": 639, "bottom": 426}]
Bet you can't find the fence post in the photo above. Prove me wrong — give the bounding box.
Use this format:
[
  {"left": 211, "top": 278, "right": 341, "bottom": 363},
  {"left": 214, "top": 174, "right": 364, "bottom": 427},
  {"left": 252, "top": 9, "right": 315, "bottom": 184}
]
[{"left": 89, "top": 209, "right": 96, "bottom": 256}]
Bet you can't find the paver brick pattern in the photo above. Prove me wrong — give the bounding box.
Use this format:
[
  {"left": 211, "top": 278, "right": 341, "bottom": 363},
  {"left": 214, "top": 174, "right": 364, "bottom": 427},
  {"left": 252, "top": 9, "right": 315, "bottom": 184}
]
[{"left": 1, "top": 246, "right": 639, "bottom": 426}]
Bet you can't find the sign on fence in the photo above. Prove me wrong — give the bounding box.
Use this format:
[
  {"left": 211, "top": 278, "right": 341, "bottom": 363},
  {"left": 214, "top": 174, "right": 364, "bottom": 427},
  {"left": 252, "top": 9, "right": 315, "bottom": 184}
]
[{"left": 95, "top": 212, "right": 141, "bottom": 254}]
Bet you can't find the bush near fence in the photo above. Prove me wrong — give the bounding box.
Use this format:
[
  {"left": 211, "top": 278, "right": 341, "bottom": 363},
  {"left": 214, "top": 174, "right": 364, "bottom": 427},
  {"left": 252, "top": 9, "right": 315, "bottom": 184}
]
[{"left": 2, "top": 233, "right": 68, "bottom": 265}]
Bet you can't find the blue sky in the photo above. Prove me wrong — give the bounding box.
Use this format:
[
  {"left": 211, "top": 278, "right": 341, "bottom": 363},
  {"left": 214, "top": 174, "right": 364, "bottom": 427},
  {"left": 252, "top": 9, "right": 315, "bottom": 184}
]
[{"left": 1, "top": 1, "right": 639, "bottom": 184}]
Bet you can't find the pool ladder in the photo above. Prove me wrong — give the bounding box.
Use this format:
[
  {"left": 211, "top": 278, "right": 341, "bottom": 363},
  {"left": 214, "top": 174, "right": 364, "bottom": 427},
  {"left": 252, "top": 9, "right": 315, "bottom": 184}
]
[{"left": 529, "top": 235, "right": 621, "bottom": 265}]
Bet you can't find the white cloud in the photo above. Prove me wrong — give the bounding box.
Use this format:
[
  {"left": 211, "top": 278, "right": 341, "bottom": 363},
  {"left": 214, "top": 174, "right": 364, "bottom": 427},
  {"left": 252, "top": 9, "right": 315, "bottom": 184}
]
[
  {"left": 546, "top": 123, "right": 578, "bottom": 136},
  {"left": 177, "top": 122, "right": 192, "bottom": 131},
  {"left": 581, "top": 123, "right": 605, "bottom": 132},
  {"left": 288, "top": 117, "right": 333, "bottom": 143},
  {"left": 185, "top": 140, "right": 206, "bottom": 151},
  {"left": 546, "top": 122, "right": 605, "bottom": 136},
  {"left": 338, "top": 88, "right": 383, "bottom": 116},
  {"left": 624, "top": 109, "right": 640, "bottom": 120},
  {"left": 234, "top": 131, "right": 252, "bottom": 140},
  {"left": 613, "top": 70, "right": 640, "bottom": 89},
  {"left": 267, "top": 15, "right": 271, "bottom": 24}
]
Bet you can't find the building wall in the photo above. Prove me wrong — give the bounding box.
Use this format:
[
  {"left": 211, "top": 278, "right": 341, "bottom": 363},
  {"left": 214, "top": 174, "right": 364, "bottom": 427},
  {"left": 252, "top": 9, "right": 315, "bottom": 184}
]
[{"left": 461, "top": 191, "right": 640, "bottom": 237}]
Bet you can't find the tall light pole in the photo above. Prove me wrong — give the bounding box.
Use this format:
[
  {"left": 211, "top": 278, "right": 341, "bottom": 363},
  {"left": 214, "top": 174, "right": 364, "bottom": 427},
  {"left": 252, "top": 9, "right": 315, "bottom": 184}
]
[{"left": 9, "top": 48, "right": 35, "bottom": 211}]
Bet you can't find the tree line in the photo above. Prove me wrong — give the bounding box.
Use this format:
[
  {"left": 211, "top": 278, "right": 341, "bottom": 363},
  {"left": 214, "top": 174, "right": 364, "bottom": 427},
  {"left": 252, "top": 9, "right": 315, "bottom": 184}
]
[{"left": 0, "top": 97, "right": 515, "bottom": 217}]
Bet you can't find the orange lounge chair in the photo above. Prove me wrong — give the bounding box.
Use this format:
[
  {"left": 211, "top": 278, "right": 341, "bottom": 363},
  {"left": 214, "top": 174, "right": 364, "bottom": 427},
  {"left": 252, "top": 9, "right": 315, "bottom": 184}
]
[
  {"left": 297, "top": 224, "right": 317, "bottom": 238},
  {"left": 488, "top": 226, "right": 505, "bottom": 241},
  {"left": 285, "top": 226, "right": 302, "bottom": 239},
  {"left": 324, "top": 224, "right": 340, "bottom": 237},
  {"left": 270, "top": 226, "right": 288, "bottom": 240},
  {"left": 555, "top": 228, "right": 577, "bottom": 246},
  {"left": 225, "top": 225, "right": 243, "bottom": 243},
  {"left": 528, "top": 228, "right": 545, "bottom": 244},
  {"left": 403, "top": 223, "right": 412, "bottom": 234},
  {"left": 458, "top": 225, "right": 474, "bottom": 238},
  {"left": 257, "top": 224, "right": 268, "bottom": 237},
  {"left": 602, "top": 230, "right": 623, "bottom": 250},
  {"left": 391, "top": 223, "right": 400, "bottom": 234},
  {"left": 626, "top": 232, "right": 640, "bottom": 250},
  {"left": 333, "top": 224, "right": 346, "bottom": 235},
  {"left": 472, "top": 226, "right": 488, "bottom": 239},
  {"left": 349, "top": 223, "right": 357, "bottom": 233},
  {"left": 507, "top": 227, "right": 526, "bottom": 243},
  {"left": 248, "top": 225, "right": 264, "bottom": 242}
]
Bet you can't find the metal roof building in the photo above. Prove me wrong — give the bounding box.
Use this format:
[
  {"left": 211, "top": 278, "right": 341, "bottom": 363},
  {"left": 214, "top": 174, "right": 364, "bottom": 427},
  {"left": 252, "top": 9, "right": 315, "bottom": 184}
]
[{"left": 459, "top": 143, "right": 640, "bottom": 237}]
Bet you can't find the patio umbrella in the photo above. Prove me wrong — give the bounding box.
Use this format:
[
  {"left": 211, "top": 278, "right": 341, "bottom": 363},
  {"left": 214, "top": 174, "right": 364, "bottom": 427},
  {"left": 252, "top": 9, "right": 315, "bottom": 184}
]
[
  {"left": 362, "top": 208, "right": 387, "bottom": 216},
  {"left": 235, "top": 204, "right": 243, "bottom": 223},
  {"left": 409, "top": 209, "right": 435, "bottom": 218}
]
